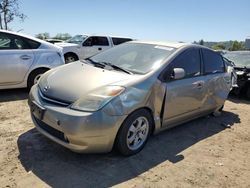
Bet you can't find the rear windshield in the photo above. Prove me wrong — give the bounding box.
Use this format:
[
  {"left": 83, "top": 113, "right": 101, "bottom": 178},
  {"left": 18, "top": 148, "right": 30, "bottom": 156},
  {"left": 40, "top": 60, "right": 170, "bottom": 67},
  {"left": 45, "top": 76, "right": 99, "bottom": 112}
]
[{"left": 112, "top": 37, "right": 132, "bottom": 45}]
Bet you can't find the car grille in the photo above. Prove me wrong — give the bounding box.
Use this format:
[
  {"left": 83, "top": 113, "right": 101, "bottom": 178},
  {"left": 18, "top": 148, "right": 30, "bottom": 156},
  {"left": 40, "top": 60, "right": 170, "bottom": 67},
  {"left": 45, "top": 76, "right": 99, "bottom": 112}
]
[
  {"left": 38, "top": 89, "right": 70, "bottom": 107},
  {"left": 33, "top": 115, "right": 69, "bottom": 143}
]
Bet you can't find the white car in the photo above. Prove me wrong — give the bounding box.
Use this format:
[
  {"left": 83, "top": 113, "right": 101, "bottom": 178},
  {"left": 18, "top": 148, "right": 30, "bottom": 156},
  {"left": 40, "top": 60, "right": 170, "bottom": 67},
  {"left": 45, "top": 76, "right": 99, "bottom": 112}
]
[
  {"left": 56, "top": 35, "right": 132, "bottom": 63},
  {"left": 0, "top": 30, "right": 65, "bottom": 90}
]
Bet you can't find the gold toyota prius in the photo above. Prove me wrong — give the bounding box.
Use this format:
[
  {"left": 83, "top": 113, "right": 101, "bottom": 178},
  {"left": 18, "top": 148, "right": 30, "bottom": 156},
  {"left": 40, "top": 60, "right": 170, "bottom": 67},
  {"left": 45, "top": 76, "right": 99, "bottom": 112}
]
[{"left": 28, "top": 41, "right": 231, "bottom": 156}]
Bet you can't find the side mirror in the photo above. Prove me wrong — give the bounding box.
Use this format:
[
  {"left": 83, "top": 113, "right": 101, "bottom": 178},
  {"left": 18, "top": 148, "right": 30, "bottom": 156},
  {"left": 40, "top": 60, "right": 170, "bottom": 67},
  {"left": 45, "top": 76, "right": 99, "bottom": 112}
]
[{"left": 172, "top": 68, "right": 185, "bottom": 80}]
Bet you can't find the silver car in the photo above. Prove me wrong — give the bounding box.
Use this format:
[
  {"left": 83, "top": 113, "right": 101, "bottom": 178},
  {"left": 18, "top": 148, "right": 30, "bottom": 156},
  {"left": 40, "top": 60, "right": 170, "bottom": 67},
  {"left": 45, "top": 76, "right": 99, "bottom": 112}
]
[
  {"left": 0, "top": 30, "right": 65, "bottom": 90},
  {"left": 29, "top": 41, "right": 231, "bottom": 156}
]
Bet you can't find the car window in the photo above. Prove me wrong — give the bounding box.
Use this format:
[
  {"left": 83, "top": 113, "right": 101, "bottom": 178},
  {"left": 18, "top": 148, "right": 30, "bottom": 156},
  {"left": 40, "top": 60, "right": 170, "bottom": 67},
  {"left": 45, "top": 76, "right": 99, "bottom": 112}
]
[
  {"left": 203, "top": 49, "right": 225, "bottom": 74},
  {"left": 92, "top": 37, "right": 109, "bottom": 46},
  {"left": 112, "top": 37, "right": 132, "bottom": 45},
  {"left": 170, "top": 48, "right": 201, "bottom": 78},
  {"left": 83, "top": 37, "right": 109, "bottom": 46},
  {"left": 0, "top": 32, "right": 40, "bottom": 50},
  {"left": 26, "top": 39, "right": 40, "bottom": 49},
  {"left": 0, "top": 33, "right": 12, "bottom": 49},
  {"left": 14, "top": 38, "right": 30, "bottom": 49}
]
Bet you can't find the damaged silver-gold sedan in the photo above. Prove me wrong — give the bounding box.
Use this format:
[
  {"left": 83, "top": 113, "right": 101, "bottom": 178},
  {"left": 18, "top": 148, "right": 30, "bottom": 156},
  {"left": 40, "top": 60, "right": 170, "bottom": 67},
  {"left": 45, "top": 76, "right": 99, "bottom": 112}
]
[{"left": 28, "top": 41, "right": 231, "bottom": 156}]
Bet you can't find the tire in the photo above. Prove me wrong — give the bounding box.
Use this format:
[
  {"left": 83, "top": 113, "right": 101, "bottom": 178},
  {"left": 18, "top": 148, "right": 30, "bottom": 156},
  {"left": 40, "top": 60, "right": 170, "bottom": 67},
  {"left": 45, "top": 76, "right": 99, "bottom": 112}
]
[
  {"left": 116, "top": 109, "right": 153, "bottom": 156},
  {"left": 246, "top": 87, "right": 250, "bottom": 99},
  {"left": 27, "top": 69, "right": 48, "bottom": 90},
  {"left": 64, "top": 53, "right": 78, "bottom": 63}
]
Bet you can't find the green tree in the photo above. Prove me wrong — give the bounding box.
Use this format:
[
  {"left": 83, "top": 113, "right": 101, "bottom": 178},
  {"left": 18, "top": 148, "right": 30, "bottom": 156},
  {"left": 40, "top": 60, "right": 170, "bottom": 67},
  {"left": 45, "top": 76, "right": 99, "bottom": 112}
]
[
  {"left": 35, "top": 32, "right": 50, "bottom": 40},
  {"left": 54, "top": 33, "right": 72, "bottom": 40},
  {"left": 211, "top": 43, "right": 226, "bottom": 50},
  {"left": 199, "top": 39, "right": 204, "bottom": 45},
  {"left": 0, "top": 0, "right": 26, "bottom": 30},
  {"left": 229, "top": 41, "right": 245, "bottom": 51}
]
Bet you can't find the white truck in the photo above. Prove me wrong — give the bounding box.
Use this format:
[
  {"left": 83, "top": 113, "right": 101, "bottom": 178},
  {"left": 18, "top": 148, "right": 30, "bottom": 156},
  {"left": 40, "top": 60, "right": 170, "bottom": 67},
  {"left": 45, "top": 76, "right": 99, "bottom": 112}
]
[{"left": 56, "top": 35, "right": 132, "bottom": 63}]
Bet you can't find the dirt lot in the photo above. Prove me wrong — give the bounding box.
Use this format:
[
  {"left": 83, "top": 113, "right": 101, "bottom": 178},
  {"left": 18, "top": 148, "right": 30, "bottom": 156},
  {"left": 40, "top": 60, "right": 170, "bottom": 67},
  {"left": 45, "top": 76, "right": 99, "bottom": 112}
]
[{"left": 0, "top": 89, "right": 250, "bottom": 188}]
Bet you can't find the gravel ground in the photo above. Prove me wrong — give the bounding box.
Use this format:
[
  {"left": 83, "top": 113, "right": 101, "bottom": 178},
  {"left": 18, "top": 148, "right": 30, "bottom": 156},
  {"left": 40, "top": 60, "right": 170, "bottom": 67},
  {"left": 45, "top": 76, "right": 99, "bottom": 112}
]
[{"left": 0, "top": 89, "right": 250, "bottom": 188}]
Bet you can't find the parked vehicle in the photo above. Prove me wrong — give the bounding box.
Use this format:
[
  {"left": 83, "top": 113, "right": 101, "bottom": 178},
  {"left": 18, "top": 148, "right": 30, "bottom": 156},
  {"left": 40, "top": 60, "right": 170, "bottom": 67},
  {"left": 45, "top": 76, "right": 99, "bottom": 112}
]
[
  {"left": 224, "top": 51, "right": 250, "bottom": 98},
  {"left": 223, "top": 56, "right": 237, "bottom": 89},
  {"left": 55, "top": 35, "right": 132, "bottom": 63},
  {"left": 29, "top": 41, "right": 231, "bottom": 156},
  {"left": 45, "top": 38, "right": 64, "bottom": 44},
  {"left": 0, "top": 30, "right": 65, "bottom": 90}
]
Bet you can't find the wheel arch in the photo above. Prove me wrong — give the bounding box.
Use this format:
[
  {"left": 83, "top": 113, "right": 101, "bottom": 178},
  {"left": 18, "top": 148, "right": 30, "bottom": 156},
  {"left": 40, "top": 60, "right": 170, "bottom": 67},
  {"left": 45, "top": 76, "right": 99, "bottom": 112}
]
[
  {"left": 113, "top": 106, "right": 155, "bottom": 150},
  {"left": 27, "top": 67, "right": 50, "bottom": 88},
  {"left": 64, "top": 52, "right": 79, "bottom": 61}
]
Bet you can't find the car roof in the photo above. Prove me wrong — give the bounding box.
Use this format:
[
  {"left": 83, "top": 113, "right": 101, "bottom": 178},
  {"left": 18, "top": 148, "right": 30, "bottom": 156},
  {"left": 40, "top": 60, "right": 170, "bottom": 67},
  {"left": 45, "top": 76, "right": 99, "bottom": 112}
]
[
  {"left": 75, "top": 34, "right": 133, "bottom": 39},
  {"left": 0, "top": 29, "right": 47, "bottom": 43},
  {"left": 225, "top": 51, "right": 250, "bottom": 54},
  {"left": 129, "top": 40, "right": 191, "bottom": 49}
]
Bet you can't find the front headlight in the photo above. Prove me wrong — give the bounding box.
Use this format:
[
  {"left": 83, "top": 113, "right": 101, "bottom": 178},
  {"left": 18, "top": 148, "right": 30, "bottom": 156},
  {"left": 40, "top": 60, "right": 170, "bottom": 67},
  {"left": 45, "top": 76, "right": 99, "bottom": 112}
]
[{"left": 71, "top": 86, "right": 125, "bottom": 112}]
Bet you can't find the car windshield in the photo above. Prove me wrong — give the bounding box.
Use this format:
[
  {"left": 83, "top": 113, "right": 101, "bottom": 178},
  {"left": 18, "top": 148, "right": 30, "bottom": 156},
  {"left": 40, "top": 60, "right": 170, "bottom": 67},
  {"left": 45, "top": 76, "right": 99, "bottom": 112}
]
[
  {"left": 67, "top": 35, "right": 87, "bottom": 44},
  {"left": 224, "top": 52, "right": 250, "bottom": 67},
  {"left": 88, "top": 43, "right": 176, "bottom": 74}
]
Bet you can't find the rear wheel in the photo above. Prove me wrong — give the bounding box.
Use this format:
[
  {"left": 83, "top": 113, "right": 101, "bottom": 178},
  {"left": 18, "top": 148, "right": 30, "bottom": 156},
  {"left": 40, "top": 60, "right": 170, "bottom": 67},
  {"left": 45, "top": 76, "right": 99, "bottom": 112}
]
[
  {"left": 64, "top": 53, "right": 78, "bottom": 63},
  {"left": 116, "top": 109, "right": 153, "bottom": 156},
  {"left": 27, "top": 69, "right": 48, "bottom": 90}
]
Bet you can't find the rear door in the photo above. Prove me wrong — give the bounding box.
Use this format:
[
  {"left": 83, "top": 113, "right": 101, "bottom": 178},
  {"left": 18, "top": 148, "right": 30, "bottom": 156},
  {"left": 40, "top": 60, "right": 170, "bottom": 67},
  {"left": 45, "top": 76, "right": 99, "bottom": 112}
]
[
  {"left": 201, "top": 49, "right": 231, "bottom": 110},
  {"left": 162, "top": 48, "right": 206, "bottom": 127},
  {"left": 0, "top": 32, "right": 35, "bottom": 85}
]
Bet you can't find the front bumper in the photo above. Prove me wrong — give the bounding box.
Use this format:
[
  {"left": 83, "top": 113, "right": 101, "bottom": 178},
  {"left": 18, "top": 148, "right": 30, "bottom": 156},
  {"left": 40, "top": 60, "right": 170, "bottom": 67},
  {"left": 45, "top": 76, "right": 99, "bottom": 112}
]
[{"left": 28, "top": 85, "right": 127, "bottom": 153}]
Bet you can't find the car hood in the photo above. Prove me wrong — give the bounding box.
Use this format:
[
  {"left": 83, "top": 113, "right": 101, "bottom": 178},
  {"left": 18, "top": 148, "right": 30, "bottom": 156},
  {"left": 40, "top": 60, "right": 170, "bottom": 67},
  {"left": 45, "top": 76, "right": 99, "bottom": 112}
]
[
  {"left": 38, "top": 61, "right": 134, "bottom": 103},
  {"left": 55, "top": 42, "right": 79, "bottom": 48}
]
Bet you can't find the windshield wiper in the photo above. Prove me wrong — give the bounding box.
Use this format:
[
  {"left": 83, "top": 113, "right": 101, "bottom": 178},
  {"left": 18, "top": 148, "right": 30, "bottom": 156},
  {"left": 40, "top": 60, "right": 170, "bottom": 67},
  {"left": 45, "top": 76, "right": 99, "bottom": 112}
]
[
  {"left": 84, "top": 58, "right": 106, "bottom": 68},
  {"left": 100, "top": 61, "right": 133, "bottom": 75},
  {"left": 84, "top": 59, "right": 133, "bottom": 74}
]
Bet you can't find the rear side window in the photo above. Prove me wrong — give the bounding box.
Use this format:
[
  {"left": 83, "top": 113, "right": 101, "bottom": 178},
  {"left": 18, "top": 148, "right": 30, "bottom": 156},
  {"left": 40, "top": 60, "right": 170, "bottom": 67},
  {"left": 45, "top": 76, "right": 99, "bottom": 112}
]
[
  {"left": 202, "top": 49, "right": 225, "bottom": 74},
  {"left": 112, "top": 37, "right": 132, "bottom": 45},
  {"left": 0, "top": 32, "right": 40, "bottom": 50},
  {"left": 26, "top": 38, "right": 41, "bottom": 49},
  {"left": 0, "top": 34, "right": 11, "bottom": 49},
  {"left": 92, "top": 37, "right": 109, "bottom": 46},
  {"left": 170, "top": 48, "right": 201, "bottom": 78}
]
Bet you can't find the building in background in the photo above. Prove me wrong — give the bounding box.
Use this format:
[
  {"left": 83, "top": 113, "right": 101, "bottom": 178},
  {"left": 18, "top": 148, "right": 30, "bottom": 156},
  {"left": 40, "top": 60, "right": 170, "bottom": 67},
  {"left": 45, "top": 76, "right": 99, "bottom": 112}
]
[{"left": 245, "top": 37, "right": 250, "bottom": 50}]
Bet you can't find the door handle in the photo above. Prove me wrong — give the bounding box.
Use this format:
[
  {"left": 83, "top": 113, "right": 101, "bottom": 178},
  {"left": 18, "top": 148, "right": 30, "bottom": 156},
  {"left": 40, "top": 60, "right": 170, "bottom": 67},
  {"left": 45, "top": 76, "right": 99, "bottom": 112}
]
[
  {"left": 98, "top": 47, "right": 102, "bottom": 51},
  {"left": 20, "top": 55, "right": 31, "bottom": 60},
  {"left": 192, "top": 81, "right": 204, "bottom": 89}
]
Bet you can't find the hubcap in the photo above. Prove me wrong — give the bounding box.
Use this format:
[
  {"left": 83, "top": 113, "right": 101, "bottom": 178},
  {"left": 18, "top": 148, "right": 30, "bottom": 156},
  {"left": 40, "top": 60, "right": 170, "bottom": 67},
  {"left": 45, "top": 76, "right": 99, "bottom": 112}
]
[
  {"left": 66, "top": 56, "right": 75, "bottom": 63},
  {"left": 34, "top": 74, "right": 42, "bottom": 84},
  {"left": 126, "top": 116, "right": 149, "bottom": 151}
]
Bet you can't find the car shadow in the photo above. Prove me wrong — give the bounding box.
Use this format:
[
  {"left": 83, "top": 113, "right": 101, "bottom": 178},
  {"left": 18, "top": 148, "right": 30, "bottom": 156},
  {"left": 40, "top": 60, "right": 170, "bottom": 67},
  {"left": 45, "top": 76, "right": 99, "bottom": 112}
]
[
  {"left": 0, "top": 89, "right": 28, "bottom": 102},
  {"left": 228, "top": 94, "right": 250, "bottom": 104},
  {"left": 17, "top": 110, "right": 240, "bottom": 188}
]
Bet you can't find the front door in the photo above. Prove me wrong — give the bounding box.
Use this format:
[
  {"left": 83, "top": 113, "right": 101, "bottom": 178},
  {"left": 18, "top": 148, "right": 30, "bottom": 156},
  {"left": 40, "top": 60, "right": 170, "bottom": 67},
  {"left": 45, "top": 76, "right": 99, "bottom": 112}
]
[{"left": 162, "top": 48, "right": 206, "bottom": 127}]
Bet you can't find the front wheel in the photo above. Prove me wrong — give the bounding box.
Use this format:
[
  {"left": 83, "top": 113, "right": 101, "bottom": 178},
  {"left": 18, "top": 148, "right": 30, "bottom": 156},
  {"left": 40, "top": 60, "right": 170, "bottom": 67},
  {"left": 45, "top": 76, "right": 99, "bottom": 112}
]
[
  {"left": 116, "top": 109, "right": 153, "bottom": 156},
  {"left": 27, "top": 69, "right": 48, "bottom": 90}
]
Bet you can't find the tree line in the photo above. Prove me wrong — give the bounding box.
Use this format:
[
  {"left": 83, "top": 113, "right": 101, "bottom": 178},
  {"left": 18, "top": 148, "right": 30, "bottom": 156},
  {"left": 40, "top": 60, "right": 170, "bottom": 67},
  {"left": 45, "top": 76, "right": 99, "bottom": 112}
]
[
  {"left": 35, "top": 32, "right": 72, "bottom": 40},
  {"left": 194, "top": 39, "right": 246, "bottom": 51}
]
